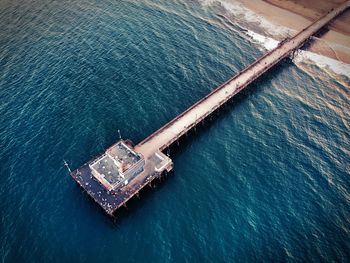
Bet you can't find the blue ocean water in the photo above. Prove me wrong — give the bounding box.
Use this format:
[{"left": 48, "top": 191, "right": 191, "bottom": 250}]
[{"left": 0, "top": 0, "right": 349, "bottom": 262}]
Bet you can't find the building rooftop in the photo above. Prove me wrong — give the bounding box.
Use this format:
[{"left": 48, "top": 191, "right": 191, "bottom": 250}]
[
  {"left": 106, "top": 140, "right": 141, "bottom": 171},
  {"left": 90, "top": 154, "right": 122, "bottom": 185},
  {"left": 89, "top": 140, "right": 144, "bottom": 190}
]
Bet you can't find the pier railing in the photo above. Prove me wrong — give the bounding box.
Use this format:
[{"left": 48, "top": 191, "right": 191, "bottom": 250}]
[{"left": 137, "top": 1, "right": 350, "bottom": 152}]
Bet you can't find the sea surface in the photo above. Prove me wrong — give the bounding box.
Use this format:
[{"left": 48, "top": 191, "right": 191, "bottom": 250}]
[{"left": 0, "top": 0, "right": 349, "bottom": 262}]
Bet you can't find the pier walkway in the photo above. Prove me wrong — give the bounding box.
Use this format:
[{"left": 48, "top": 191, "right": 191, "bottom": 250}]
[
  {"left": 135, "top": 0, "right": 350, "bottom": 158},
  {"left": 70, "top": 1, "right": 350, "bottom": 215}
]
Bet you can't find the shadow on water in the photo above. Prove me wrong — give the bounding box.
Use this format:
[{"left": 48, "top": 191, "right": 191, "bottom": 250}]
[
  {"left": 73, "top": 169, "right": 176, "bottom": 226},
  {"left": 111, "top": 170, "right": 176, "bottom": 226},
  {"left": 165, "top": 58, "right": 294, "bottom": 158}
]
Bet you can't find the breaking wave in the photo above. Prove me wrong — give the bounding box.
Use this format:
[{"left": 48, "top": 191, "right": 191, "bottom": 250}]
[
  {"left": 199, "top": 0, "right": 350, "bottom": 78},
  {"left": 199, "top": 0, "right": 292, "bottom": 37},
  {"left": 246, "top": 30, "right": 350, "bottom": 78}
]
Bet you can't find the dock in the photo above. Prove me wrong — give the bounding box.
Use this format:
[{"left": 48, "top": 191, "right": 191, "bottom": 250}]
[{"left": 70, "top": 1, "right": 350, "bottom": 215}]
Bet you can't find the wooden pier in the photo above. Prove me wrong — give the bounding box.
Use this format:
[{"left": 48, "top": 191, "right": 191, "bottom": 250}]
[{"left": 70, "top": 1, "right": 350, "bottom": 215}]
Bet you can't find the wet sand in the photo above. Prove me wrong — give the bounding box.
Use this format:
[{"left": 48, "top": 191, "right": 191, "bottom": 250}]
[{"left": 237, "top": 0, "right": 350, "bottom": 63}]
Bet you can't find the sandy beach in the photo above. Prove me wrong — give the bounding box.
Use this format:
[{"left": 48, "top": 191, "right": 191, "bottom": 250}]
[{"left": 235, "top": 0, "right": 350, "bottom": 64}]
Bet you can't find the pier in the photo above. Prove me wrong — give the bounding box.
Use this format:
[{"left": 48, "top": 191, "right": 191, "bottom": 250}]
[{"left": 70, "top": 1, "right": 350, "bottom": 215}]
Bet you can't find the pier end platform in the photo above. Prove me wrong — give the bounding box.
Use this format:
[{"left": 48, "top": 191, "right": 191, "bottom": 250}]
[{"left": 70, "top": 140, "right": 173, "bottom": 215}]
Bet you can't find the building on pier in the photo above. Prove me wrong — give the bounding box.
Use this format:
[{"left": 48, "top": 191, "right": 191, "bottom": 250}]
[
  {"left": 89, "top": 140, "right": 145, "bottom": 191},
  {"left": 70, "top": 139, "right": 173, "bottom": 215}
]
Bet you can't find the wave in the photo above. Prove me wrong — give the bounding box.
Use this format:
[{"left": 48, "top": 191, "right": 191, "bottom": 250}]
[
  {"left": 245, "top": 30, "right": 279, "bottom": 51},
  {"left": 293, "top": 50, "right": 350, "bottom": 79},
  {"left": 246, "top": 30, "right": 350, "bottom": 78},
  {"left": 199, "top": 0, "right": 350, "bottom": 78},
  {"left": 199, "top": 0, "right": 292, "bottom": 37}
]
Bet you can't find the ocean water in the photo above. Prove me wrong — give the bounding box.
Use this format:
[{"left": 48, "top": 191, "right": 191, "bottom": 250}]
[{"left": 0, "top": 0, "right": 349, "bottom": 262}]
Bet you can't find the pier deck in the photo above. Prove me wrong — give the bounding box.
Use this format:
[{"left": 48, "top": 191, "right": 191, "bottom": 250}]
[
  {"left": 70, "top": 1, "right": 350, "bottom": 215},
  {"left": 135, "top": 0, "right": 350, "bottom": 155}
]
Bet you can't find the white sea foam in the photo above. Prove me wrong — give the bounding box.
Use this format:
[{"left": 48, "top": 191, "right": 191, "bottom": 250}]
[
  {"left": 246, "top": 30, "right": 279, "bottom": 51},
  {"left": 200, "top": 0, "right": 292, "bottom": 37},
  {"left": 200, "top": 0, "right": 350, "bottom": 78},
  {"left": 293, "top": 50, "right": 350, "bottom": 78},
  {"left": 246, "top": 30, "right": 350, "bottom": 78}
]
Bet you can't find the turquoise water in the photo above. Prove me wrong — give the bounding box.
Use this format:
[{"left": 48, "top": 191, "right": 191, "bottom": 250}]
[{"left": 0, "top": 0, "right": 349, "bottom": 262}]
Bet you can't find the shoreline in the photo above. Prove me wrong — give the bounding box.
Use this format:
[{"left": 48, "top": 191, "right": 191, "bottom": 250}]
[
  {"left": 202, "top": 0, "right": 350, "bottom": 77},
  {"left": 237, "top": 0, "right": 350, "bottom": 64},
  {"left": 247, "top": 30, "right": 350, "bottom": 78}
]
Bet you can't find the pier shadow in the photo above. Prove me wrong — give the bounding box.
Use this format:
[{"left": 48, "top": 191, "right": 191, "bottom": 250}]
[
  {"left": 164, "top": 58, "right": 294, "bottom": 158},
  {"left": 76, "top": 169, "right": 176, "bottom": 226},
  {"left": 111, "top": 170, "right": 176, "bottom": 226},
  {"left": 302, "top": 26, "right": 329, "bottom": 51}
]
